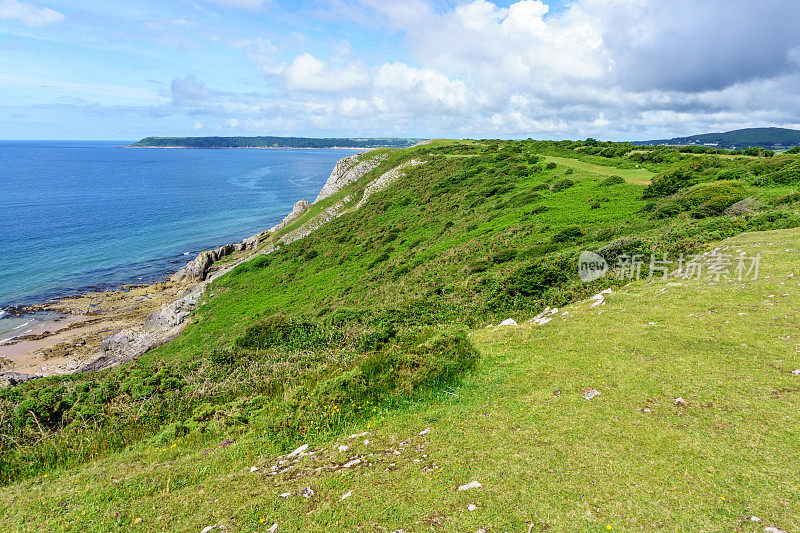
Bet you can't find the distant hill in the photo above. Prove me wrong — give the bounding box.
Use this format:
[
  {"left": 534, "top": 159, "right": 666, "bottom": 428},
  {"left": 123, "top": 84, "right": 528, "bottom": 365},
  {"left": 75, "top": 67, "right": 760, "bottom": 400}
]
[
  {"left": 634, "top": 127, "right": 800, "bottom": 149},
  {"left": 131, "top": 136, "right": 420, "bottom": 149}
]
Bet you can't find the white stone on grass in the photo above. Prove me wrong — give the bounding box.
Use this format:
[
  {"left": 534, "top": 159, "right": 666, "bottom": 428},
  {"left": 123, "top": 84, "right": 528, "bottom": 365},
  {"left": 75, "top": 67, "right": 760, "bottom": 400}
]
[
  {"left": 267, "top": 524, "right": 278, "bottom": 533},
  {"left": 419, "top": 427, "right": 431, "bottom": 436},
  {"left": 287, "top": 444, "right": 308, "bottom": 457},
  {"left": 582, "top": 389, "right": 600, "bottom": 401},
  {"left": 343, "top": 457, "right": 362, "bottom": 468},
  {"left": 458, "top": 481, "right": 483, "bottom": 491},
  {"left": 249, "top": 466, "right": 259, "bottom": 472},
  {"left": 467, "top": 504, "right": 477, "bottom": 511},
  {"left": 498, "top": 318, "right": 518, "bottom": 327},
  {"left": 278, "top": 492, "right": 290, "bottom": 499},
  {"left": 341, "top": 491, "right": 352, "bottom": 500}
]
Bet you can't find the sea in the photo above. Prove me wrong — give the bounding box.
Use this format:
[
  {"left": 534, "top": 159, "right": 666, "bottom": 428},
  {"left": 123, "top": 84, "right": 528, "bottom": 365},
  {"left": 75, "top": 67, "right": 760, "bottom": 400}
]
[{"left": 0, "top": 141, "right": 357, "bottom": 340}]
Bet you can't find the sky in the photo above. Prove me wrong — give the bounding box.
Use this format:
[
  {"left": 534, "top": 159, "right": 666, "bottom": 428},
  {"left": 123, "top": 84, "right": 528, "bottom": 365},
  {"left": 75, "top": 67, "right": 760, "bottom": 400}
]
[{"left": 1, "top": 0, "right": 800, "bottom": 141}]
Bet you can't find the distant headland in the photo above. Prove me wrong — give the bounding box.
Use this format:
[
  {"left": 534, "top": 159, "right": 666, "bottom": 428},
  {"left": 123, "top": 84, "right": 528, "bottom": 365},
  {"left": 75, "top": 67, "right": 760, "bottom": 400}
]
[{"left": 130, "top": 136, "right": 422, "bottom": 149}]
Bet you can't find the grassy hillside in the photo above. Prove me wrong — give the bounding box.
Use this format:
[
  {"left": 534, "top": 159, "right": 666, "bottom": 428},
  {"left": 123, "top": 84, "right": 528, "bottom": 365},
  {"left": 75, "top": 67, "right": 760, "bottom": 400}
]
[
  {"left": 2, "top": 228, "right": 798, "bottom": 532},
  {"left": 2, "top": 139, "right": 800, "bottom": 530},
  {"left": 637, "top": 127, "right": 800, "bottom": 150}
]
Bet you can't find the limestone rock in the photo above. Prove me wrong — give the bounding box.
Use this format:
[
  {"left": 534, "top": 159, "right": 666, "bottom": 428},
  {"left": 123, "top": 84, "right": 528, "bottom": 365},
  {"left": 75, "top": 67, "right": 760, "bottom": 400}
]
[
  {"left": 269, "top": 200, "right": 311, "bottom": 232},
  {"left": 582, "top": 389, "right": 600, "bottom": 400},
  {"left": 314, "top": 154, "right": 387, "bottom": 203},
  {"left": 458, "top": 481, "right": 483, "bottom": 491}
]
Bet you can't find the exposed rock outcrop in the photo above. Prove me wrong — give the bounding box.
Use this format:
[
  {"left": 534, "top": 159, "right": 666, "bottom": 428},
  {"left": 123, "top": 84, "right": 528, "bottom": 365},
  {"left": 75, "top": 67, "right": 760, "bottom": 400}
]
[
  {"left": 314, "top": 153, "right": 387, "bottom": 203},
  {"left": 269, "top": 199, "right": 310, "bottom": 232},
  {"left": 171, "top": 232, "right": 265, "bottom": 283},
  {"left": 80, "top": 285, "right": 205, "bottom": 372}
]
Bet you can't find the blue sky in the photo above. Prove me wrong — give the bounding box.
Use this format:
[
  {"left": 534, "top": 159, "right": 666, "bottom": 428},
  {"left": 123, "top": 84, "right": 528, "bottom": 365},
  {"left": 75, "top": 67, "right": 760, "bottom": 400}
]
[{"left": 1, "top": 0, "right": 799, "bottom": 140}]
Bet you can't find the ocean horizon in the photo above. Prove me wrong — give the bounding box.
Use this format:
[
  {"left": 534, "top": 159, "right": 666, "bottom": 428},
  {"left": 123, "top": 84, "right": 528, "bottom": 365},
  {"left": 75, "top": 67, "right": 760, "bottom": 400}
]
[{"left": 0, "top": 141, "right": 356, "bottom": 311}]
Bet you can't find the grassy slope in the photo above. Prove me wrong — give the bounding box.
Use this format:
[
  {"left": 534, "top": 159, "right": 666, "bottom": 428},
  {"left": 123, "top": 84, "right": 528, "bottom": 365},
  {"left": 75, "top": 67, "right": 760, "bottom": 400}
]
[
  {"left": 2, "top": 228, "right": 798, "bottom": 532},
  {"left": 2, "top": 141, "right": 800, "bottom": 530},
  {"left": 540, "top": 155, "right": 655, "bottom": 184}
]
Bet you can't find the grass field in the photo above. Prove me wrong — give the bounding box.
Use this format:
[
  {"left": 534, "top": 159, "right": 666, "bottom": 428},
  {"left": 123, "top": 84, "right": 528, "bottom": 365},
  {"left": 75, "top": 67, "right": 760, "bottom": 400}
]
[
  {"left": 541, "top": 155, "right": 655, "bottom": 184},
  {"left": 1, "top": 228, "right": 798, "bottom": 532}
]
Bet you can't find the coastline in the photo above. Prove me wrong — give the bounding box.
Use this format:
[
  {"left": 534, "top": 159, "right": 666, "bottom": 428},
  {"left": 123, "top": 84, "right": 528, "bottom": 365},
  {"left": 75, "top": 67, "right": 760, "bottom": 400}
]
[{"left": 0, "top": 148, "right": 378, "bottom": 385}]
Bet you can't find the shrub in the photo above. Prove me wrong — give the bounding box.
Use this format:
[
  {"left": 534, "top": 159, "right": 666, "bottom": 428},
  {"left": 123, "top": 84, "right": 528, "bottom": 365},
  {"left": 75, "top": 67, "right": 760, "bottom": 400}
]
[
  {"left": 468, "top": 260, "right": 490, "bottom": 274},
  {"left": 642, "top": 168, "right": 697, "bottom": 198},
  {"left": 786, "top": 146, "right": 800, "bottom": 154},
  {"left": 503, "top": 259, "right": 570, "bottom": 299},
  {"left": 652, "top": 181, "right": 746, "bottom": 219},
  {"left": 368, "top": 252, "right": 391, "bottom": 268},
  {"left": 551, "top": 226, "right": 584, "bottom": 243},
  {"left": 236, "top": 316, "right": 338, "bottom": 351},
  {"left": 600, "top": 175, "right": 625, "bottom": 186},
  {"left": 546, "top": 162, "right": 557, "bottom": 170},
  {"left": 770, "top": 192, "right": 800, "bottom": 206},
  {"left": 550, "top": 178, "right": 575, "bottom": 193},
  {"left": 597, "top": 237, "right": 651, "bottom": 262},
  {"left": 491, "top": 249, "right": 517, "bottom": 263}
]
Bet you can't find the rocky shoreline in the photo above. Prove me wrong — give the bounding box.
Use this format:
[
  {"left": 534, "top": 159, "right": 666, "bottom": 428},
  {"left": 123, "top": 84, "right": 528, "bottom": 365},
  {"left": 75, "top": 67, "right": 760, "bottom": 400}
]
[{"left": 0, "top": 149, "right": 416, "bottom": 386}]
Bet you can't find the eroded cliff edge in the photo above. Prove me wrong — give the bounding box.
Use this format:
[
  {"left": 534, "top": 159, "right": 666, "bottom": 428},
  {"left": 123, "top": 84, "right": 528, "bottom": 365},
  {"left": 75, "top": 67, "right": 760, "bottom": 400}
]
[{"left": 1, "top": 149, "right": 423, "bottom": 384}]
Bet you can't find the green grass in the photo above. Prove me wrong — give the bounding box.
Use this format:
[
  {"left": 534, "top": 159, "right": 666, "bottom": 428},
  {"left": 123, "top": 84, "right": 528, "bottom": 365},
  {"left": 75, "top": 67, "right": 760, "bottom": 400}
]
[
  {"left": 2, "top": 228, "right": 798, "bottom": 531},
  {"left": 2, "top": 139, "right": 800, "bottom": 530},
  {"left": 541, "top": 155, "right": 655, "bottom": 184}
]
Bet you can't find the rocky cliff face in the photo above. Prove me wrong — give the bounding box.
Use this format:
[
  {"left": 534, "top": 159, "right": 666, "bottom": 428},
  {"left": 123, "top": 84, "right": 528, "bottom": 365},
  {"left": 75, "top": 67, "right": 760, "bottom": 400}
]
[
  {"left": 313, "top": 153, "right": 387, "bottom": 203},
  {"left": 170, "top": 231, "right": 267, "bottom": 283},
  {"left": 269, "top": 199, "right": 311, "bottom": 232}
]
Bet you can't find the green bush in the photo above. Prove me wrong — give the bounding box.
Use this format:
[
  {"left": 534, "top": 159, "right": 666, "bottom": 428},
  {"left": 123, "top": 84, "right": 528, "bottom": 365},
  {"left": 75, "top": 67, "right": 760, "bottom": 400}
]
[
  {"left": 236, "top": 316, "right": 339, "bottom": 351},
  {"left": 546, "top": 162, "right": 557, "bottom": 170},
  {"left": 642, "top": 168, "right": 697, "bottom": 198},
  {"left": 552, "top": 226, "right": 584, "bottom": 243},
  {"left": 550, "top": 178, "right": 575, "bottom": 193},
  {"left": 503, "top": 259, "right": 570, "bottom": 299},
  {"left": 596, "top": 237, "right": 651, "bottom": 262},
  {"left": 786, "top": 146, "right": 800, "bottom": 154},
  {"left": 770, "top": 192, "right": 800, "bottom": 206},
  {"left": 491, "top": 249, "right": 517, "bottom": 263},
  {"left": 652, "top": 181, "right": 746, "bottom": 219},
  {"left": 468, "top": 260, "right": 490, "bottom": 273},
  {"left": 600, "top": 175, "right": 625, "bottom": 186}
]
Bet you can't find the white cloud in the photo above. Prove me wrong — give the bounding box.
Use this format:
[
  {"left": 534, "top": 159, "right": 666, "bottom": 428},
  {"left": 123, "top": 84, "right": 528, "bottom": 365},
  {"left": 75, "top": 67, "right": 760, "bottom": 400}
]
[
  {"left": 282, "top": 53, "right": 369, "bottom": 92},
  {"left": 0, "top": 0, "right": 64, "bottom": 27},
  {"left": 193, "top": 121, "right": 204, "bottom": 130}
]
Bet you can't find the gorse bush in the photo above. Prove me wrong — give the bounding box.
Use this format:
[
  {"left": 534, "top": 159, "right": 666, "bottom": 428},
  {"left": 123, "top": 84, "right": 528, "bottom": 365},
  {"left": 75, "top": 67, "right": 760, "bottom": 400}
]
[
  {"left": 550, "top": 178, "right": 575, "bottom": 192},
  {"left": 600, "top": 175, "right": 625, "bottom": 186},
  {"left": 551, "top": 226, "right": 584, "bottom": 243},
  {"left": 236, "top": 316, "right": 340, "bottom": 351}
]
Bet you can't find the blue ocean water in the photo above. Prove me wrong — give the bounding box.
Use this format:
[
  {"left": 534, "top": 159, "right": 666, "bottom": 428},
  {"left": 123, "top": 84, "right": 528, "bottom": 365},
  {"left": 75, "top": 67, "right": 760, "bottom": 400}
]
[{"left": 0, "top": 141, "right": 355, "bottom": 309}]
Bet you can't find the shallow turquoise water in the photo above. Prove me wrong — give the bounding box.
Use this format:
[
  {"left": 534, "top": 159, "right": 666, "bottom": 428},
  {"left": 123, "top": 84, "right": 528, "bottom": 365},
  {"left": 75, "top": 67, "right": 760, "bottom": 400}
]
[{"left": 0, "top": 141, "right": 355, "bottom": 308}]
